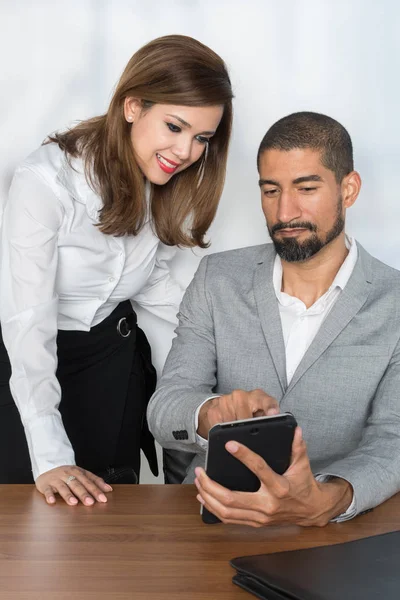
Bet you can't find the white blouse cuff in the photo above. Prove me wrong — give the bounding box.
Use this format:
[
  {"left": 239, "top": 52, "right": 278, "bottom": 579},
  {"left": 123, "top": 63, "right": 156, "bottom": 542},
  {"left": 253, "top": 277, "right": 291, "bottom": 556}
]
[{"left": 25, "top": 414, "right": 76, "bottom": 480}]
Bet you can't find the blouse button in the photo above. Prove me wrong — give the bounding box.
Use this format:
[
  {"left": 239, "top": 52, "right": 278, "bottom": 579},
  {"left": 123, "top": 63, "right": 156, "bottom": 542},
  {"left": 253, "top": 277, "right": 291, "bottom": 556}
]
[{"left": 108, "top": 276, "right": 115, "bottom": 282}]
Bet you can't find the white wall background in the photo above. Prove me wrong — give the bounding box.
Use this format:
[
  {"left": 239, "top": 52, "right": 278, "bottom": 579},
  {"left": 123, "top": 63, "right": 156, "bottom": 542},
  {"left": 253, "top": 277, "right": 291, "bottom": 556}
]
[{"left": 1, "top": 0, "right": 399, "bottom": 481}]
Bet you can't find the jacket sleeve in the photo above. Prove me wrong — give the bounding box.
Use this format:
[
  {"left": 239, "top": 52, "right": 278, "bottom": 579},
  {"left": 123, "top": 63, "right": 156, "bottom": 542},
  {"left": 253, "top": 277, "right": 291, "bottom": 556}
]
[
  {"left": 133, "top": 242, "right": 184, "bottom": 325},
  {"left": 0, "top": 167, "right": 75, "bottom": 480},
  {"left": 316, "top": 336, "right": 400, "bottom": 515},
  {"left": 147, "top": 255, "right": 217, "bottom": 453}
]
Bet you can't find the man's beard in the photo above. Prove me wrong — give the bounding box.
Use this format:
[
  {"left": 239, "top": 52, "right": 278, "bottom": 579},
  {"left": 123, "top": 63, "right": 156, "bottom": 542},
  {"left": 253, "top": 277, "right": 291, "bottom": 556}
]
[{"left": 268, "top": 199, "right": 345, "bottom": 263}]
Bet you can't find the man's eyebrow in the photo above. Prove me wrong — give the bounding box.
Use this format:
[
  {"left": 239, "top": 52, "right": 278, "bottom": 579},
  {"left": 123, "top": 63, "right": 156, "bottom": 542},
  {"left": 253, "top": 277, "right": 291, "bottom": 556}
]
[
  {"left": 166, "top": 114, "right": 215, "bottom": 135},
  {"left": 258, "top": 178, "right": 280, "bottom": 187},
  {"left": 258, "top": 175, "right": 324, "bottom": 188},
  {"left": 292, "top": 175, "right": 323, "bottom": 184}
]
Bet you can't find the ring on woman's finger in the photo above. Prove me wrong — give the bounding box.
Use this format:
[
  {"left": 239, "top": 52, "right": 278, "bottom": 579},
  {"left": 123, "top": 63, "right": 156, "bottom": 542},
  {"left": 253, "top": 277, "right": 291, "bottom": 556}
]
[{"left": 66, "top": 475, "right": 77, "bottom": 485}]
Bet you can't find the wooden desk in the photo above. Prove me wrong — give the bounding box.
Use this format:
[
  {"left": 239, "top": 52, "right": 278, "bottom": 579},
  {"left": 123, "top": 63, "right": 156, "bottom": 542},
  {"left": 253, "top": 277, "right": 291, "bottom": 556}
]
[{"left": 0, "top": 485, "right": 399, "bottom": 599}]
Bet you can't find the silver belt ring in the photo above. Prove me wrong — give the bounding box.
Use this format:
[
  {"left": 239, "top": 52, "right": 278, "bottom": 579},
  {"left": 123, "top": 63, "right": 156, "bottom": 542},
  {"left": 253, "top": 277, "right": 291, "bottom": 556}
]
[
  {"left": 66, "top": 475, "right": 77, "bottom": 485},
  {"left": 117, "top": 316, "right": 131, "bottom": 338}
]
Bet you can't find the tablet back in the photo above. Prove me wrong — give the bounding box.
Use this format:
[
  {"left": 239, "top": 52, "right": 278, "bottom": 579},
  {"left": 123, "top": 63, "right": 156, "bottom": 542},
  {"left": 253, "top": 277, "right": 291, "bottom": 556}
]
[{"left": 203, "top": 413, "right": 297, "bottom": 523}]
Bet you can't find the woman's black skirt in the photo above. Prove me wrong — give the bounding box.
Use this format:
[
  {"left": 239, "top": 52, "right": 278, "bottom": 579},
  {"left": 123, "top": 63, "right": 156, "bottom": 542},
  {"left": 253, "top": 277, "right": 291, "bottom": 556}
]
[{"left": 0, "top": 301, "right": 158, "bottom": 484}]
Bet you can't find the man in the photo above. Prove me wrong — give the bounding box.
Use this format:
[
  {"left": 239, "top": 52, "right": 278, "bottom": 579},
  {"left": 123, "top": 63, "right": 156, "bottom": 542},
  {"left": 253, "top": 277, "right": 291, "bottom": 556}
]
[{"left": 147, "top": 112, "right": 400, "bottom": 527}]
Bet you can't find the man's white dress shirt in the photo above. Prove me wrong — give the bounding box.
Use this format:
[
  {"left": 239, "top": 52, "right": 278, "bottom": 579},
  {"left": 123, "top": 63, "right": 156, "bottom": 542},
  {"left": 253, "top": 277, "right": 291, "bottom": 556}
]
[
  {"left": 274, "top": 236, "right": 358, "bottom": 386},
  {"left": 0, "top": 143, "right": 183, "bottom": 480},
  {"left": 196, "top": 236, "right": 358, "bottom": 520}
]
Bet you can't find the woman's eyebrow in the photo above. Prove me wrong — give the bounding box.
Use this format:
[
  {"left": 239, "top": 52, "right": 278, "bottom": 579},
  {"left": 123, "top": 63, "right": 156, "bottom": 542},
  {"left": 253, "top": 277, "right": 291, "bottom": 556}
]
[
  {"left": 166, "top": 114, "right": 192, "bottom": 128},
  {"left": 165, "top": 114, "right": 215, "bottom": 135}
]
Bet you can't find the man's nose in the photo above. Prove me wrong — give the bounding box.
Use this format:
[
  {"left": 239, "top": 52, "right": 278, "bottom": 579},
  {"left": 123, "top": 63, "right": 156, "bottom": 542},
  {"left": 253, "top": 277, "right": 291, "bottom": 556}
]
[{"left": 276, "top": 191, "right": 301, "bottom": 223}]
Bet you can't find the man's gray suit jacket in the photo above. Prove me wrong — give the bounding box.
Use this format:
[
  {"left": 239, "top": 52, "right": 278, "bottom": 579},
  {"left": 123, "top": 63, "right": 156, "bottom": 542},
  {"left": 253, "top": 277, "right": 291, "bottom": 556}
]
[{"left": 147, "top": 242, "right": 400, "bottom": 515}]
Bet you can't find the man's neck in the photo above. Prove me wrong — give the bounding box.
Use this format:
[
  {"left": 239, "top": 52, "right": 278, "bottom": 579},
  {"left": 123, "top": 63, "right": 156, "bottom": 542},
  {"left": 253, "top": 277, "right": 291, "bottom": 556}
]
[{"left": 280, "top": 234, "right": 349, "bottom": 308}]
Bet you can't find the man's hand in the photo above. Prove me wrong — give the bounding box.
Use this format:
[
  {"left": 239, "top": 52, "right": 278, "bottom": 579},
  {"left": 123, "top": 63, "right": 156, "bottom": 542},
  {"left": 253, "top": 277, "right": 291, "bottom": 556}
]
[
  {"left": 195, "top": 427, "right": 353, "bottom": 527},
  {"left": 36, "top": 465, "right": 113, "bottom": 506},
  {"left": 197, "top": 389, "right": 280, "bottom": 439}
]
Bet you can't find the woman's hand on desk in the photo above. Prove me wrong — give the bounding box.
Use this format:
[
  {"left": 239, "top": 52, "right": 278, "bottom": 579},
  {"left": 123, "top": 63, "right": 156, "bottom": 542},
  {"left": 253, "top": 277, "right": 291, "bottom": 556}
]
[{"left": 36, "top": 465, "right": 113, "bottom": 506}]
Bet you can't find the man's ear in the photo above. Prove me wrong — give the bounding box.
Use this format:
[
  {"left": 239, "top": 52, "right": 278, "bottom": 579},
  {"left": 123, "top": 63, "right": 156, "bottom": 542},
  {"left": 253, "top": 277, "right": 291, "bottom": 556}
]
[
  {"left": 123, "top": 97, "right": 142, "bottom": 123},
  {"left": 341, "top": 171, "right": 362, "bottom": 209}
]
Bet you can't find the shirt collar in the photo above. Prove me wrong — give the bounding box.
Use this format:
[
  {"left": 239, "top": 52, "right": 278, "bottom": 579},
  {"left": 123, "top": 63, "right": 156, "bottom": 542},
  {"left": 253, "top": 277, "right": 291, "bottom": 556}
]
[
  {"left": 273, "top": 235, "right": 358, "bottom": 302},
  {"left": 331, "top": 235, "right": 358, "bottom": 290},
  {"left": 57, "top": 155, "right": 151, "bottom": 224},
  {"left": 57, "top": 155, "right": 103, "bottom": 222}
]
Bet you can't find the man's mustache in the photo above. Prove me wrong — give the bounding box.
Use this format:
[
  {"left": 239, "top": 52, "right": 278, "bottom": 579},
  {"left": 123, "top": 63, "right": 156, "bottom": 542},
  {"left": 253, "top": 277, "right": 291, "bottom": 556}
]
[{"left": 271, "top": 221, "right": 317, "bottom": 235}]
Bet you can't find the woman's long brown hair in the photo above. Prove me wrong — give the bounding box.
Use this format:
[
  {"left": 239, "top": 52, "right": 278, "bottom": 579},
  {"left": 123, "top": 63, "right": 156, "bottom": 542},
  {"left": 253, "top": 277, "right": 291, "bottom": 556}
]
[{"left": 47, "top": 35, "right": 233, "bottom": 248}]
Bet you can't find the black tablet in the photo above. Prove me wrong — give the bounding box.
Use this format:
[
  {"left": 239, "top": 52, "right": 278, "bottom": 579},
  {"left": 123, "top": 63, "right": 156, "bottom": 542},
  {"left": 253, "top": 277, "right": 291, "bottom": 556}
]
[{"left": 202, "top": 412, "right": 297, "bottom": 524}]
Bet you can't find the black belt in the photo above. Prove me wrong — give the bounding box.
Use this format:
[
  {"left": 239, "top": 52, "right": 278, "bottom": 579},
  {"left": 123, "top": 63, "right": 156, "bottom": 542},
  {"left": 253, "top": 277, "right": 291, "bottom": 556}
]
[{"left": 116, "top": 312, "right": 137, "bottom": 338}]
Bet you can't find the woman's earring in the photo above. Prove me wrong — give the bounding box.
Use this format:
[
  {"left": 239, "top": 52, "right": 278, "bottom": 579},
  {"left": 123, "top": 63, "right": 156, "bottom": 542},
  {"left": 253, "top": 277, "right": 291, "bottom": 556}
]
[
  {"left": 197, "top": 142, "right": 209, "bottom": 186},
  {"left": 127, "top": 115, "right": 134, "bottom": 122}
]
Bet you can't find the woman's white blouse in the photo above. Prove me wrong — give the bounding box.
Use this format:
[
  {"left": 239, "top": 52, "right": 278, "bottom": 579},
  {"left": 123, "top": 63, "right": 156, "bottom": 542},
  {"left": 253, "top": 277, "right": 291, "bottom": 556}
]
[{"left": 0, "top": 143, "right": 184, "bottom": 480}]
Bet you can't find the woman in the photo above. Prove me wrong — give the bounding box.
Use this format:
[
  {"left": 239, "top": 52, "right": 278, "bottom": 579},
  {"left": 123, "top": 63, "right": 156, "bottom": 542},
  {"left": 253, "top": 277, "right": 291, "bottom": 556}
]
[{"left": 0, "top": 35, "right": 233, "bottom": 505}]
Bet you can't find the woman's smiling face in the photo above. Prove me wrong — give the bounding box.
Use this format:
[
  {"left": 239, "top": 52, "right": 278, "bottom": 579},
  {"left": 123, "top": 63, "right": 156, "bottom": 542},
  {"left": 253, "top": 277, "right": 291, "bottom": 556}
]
[{"left": 124, "top": 100, "right": 224, "bottom": 185}]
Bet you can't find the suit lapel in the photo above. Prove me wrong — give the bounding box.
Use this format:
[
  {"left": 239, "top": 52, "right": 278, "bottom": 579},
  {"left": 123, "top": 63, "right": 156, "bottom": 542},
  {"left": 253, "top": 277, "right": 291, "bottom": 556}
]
[
  {"left": 253, "top": 249, "right": 287, "bottom": 393},
  {"left": 286, "top": 243, "right": 373, "bottom": 394}
]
